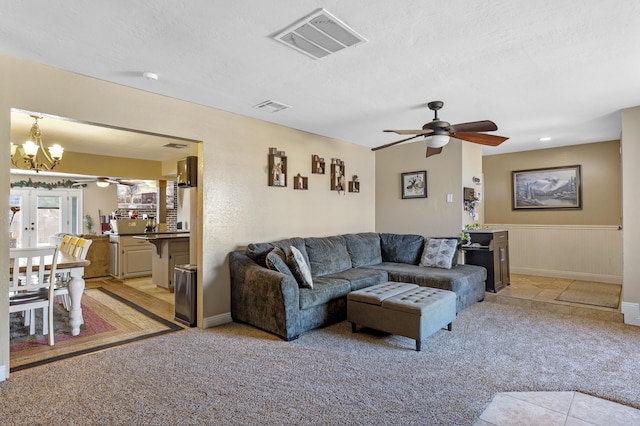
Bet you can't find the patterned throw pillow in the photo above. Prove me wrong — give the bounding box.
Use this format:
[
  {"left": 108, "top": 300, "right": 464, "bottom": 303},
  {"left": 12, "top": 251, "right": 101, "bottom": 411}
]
[
  {"left": 419, "top": 238, "right": 458, "bottom": 269},
  {"left": 265, "top": 247, "right": 294, "bottom": 277},
  {"left": 287, "top": 246, "right": 313, "bottom": 289}
]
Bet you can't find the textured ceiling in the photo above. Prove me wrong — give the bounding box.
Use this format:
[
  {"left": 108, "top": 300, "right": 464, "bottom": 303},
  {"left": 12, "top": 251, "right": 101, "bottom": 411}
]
[{"left": 2, "top": 0, "right": 640, "bottom": 158}]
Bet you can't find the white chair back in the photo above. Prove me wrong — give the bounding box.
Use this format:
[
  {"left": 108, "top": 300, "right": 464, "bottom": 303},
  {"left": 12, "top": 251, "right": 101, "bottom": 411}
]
[
  {"left": 9, "top": 246, "right": 59, "bottom": 346},
  {"left": 71, "top": 238, "right": 93, "bottom": 259}
]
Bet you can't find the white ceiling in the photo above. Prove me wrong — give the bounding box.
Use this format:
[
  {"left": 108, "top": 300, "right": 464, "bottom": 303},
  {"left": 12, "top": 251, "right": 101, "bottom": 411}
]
[{"left": 2, "top": 1, "right": 639, "bottom": 157}]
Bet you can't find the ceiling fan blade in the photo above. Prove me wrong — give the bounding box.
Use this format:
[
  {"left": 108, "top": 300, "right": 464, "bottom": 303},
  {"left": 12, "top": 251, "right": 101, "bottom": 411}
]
[
  {"left": 450, "top": 132, "right": 509, "bottom": 146},
  {"left": 371, "top": 134, "right": 424, "bottom": 151},
  {"left": 448, "top": 120, "right": 498, "bottom": 133},
  {"left": 426, "top": 147, "right": 443, "bottom": 158},
  {"left": 383, "top": 129, "right": 432, "bottom": 135}
]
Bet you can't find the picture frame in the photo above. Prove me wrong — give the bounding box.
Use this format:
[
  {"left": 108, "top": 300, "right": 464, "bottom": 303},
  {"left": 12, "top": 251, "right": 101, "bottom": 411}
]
[
  {"left": 401, "top": 171, "right": 427, "bottom": 199},
  {"left": 512, "top": 165, "right": 581, "bottom": 210}
]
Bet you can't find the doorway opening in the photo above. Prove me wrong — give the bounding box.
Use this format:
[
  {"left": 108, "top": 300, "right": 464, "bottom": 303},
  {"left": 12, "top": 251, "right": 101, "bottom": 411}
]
[{"left": 9, "top": 108, "right": 202, "bottom": 370}]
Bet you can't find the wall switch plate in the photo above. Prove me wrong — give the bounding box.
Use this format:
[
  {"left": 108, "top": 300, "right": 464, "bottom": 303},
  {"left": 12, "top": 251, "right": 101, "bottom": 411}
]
[{"left": 446, "top": 194, "right": 453, "bottom": 203}]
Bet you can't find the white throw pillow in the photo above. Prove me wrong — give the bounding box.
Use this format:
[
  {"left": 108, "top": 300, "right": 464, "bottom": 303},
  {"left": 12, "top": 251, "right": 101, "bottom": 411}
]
[
  {"left": 287, "top": 246, "right": 313, "bottom": 289},
  {"left": 420, "top": 238, "right": 458, "bottom": 269}
]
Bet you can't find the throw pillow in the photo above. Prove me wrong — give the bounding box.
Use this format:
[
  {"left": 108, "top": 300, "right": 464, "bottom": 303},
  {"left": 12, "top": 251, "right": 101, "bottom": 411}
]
[
  {"left": 265, "top": 247, "right": 294, "bottom": 277},
  {"left": 287, "top": 246, "right": 313, "bottom": 289},
  {"left": 379, "top": 233, "right": 425, "bottom": 265},
  {"left": 420, "top": 238, "right": 458, "bottom": 269}
]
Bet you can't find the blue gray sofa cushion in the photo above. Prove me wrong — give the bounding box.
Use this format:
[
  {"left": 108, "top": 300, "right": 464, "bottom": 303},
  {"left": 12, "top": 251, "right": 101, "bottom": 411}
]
[
  {"left": 380, "top": 233, "right": 424, "bottom": 265},
  {"left": 299, "top": 277, "right": 351, "bottom": 309},
  {"left": 343, "top": 232, "right": 382, "bottom": 267},
  {"left": 322, "top": 267, "right": 388, "bottom": 291},
  {"left": 305, "top": 235, "right": 352, "bottom": 277}
]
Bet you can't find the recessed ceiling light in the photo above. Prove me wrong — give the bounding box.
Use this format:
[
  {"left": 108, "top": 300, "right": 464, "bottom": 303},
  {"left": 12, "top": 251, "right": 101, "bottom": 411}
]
[
  {"left": 143, "top": 71, "right": 158, "bottom": 81},
  {"left": 538, "top": 137, "right": 552, "bottom": 142}
]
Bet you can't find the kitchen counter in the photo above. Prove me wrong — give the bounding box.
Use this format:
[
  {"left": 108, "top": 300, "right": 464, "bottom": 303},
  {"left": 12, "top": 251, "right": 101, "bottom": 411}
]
[{"left": 133, "top": 233, "right": 190, "bottom": 291}]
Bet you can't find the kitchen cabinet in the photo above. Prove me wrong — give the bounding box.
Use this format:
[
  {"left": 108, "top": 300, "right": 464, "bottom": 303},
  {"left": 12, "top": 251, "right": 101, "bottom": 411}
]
[
  {"left": 463, "top": 230, "right": 510, "bottom": 293},
  {"left": 109, "top": 234, "right": 153, "bottom": 279},
  {"left": 134, "top": 234, "right": 190, "bottom": 291},
  {"left": 82, "top": 235, "right": 110, "bottom": 278}
]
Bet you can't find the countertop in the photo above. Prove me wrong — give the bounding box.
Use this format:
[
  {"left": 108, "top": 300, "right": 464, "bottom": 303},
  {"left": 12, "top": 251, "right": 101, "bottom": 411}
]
[{"left": 132, "top": 232, "right": 191, "bottom": 241}]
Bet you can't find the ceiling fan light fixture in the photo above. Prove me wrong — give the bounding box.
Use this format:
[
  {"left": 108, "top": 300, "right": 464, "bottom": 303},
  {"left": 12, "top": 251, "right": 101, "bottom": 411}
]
[
  {"left": 425, "top": 134, "right": 450, "bottom": 148},
  {"left": 96, "top": 178, "right": 110, "bottom": 188}
]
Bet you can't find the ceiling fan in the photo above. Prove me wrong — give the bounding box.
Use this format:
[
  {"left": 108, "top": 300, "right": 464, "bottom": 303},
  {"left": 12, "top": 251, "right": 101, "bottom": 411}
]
[
  {"left": 372, "top": 101, "right": 509, "bottom": 158},
  {"left": 72, "top": 177, "right": 135, "bottom": 187}
]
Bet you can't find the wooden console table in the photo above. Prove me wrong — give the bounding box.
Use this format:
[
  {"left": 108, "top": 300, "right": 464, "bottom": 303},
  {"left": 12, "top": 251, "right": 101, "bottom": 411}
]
[{"left": 463, "top": 230, "right": 510, "bottom": 293}]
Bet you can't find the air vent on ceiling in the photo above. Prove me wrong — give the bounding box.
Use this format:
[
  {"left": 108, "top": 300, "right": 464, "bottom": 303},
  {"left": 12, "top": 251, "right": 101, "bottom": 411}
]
[
  {"left": 253, "top": 100, "right": 291, "bottom": 113},
  {"left": 273, "top": 8, "right": 367, "bottom": 59},
  {"left": 163, "top": 143, "right": 189, "bottom": 149}
]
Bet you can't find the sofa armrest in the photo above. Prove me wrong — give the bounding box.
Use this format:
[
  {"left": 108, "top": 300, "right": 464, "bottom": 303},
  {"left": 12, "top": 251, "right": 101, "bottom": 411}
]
[{"left": 230, "top": 251, "right": 301, "bottom": 340}]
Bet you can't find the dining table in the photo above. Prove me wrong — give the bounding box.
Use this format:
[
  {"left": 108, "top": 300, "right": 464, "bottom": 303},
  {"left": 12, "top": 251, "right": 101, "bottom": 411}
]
[{"left": 10, "top": 250, "right": 91, "bottom": 336}]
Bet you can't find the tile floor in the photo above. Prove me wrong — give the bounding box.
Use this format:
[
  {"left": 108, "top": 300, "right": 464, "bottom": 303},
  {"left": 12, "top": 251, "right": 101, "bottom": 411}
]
[
  {"left": 485, "top": 274, "right": 623, "bottom": 323},
  {"left": 475, "top": 275, "right": 630, "bottom": 424},
  {"left": 474, "top": 391, "right": 640, "bottom": 426}
]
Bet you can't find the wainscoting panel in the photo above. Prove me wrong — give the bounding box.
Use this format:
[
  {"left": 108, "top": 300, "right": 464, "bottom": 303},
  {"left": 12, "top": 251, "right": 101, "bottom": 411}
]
[{"left": 486, "top": 224, "right": 622, "bottom": 284}]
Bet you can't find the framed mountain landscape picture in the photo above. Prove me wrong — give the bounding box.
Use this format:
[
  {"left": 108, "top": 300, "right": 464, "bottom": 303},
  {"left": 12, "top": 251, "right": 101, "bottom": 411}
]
[{"left": 512, "top": 165, "right": 581, "bottom": 210}]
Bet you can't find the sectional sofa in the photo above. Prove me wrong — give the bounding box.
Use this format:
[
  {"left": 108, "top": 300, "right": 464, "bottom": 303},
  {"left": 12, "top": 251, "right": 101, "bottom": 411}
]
[{"left": 229, "top": 232, "right": 486, "bottom": 341}]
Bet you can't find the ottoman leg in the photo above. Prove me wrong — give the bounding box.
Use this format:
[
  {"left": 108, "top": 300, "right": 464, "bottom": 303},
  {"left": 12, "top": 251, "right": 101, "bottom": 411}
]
[
  {"left": 351, "top": 322, "right": 357, "bottom": 333},
  {"left": 447, "top": 322, "right": 452, "bottom": 331},
  {"left": 416, "top": 340, "right": 421, "bottom": 351}
]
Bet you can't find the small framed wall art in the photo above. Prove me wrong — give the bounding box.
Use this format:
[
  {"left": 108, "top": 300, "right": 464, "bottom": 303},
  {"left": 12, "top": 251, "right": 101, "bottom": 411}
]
[{"left": 401, "top": 170, "right": 427, "bottom": 199}]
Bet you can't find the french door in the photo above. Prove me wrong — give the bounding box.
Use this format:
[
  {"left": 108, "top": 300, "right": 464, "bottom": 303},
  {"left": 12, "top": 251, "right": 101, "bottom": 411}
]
[{"left": 9, "top": 189, "right": 82, "bottom": 248}]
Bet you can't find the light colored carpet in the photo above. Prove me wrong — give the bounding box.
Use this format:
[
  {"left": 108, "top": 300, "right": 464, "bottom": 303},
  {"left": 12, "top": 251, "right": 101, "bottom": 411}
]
[
  {"left": 1, "top": 300, "right": 640, "bottom": 425},
  {"left": 556, "top": 281, "right": 622, "bottom": 308}
]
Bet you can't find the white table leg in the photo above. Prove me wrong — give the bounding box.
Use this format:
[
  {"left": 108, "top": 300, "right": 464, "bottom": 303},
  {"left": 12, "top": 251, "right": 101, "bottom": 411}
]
[{"left": 67, "top": 267, "right": 85, "bottom": 336}]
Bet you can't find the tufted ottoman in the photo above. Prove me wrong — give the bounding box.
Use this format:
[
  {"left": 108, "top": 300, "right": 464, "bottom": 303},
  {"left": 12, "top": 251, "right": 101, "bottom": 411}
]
[{"left": 347, "top": 282, "right": 456, "bottom": 351}]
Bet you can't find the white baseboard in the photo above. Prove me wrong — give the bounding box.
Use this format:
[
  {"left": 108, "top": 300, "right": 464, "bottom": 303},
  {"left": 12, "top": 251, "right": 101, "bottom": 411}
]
[
  {"left": 511, "top": 267, "right": 622, "bottom": 285},
  {"left": 621, "top": 302, "right": 640, "bottom": 327},
  {"left": 202, "top": 312, "right": 232, "bottom": 329}
]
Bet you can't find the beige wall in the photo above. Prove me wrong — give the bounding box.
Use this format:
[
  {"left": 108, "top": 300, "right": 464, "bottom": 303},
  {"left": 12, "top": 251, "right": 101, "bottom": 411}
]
[
  {"left": 461, "top": 142, "right": 484, "bottom": 227},
  {"left": 0, "top": 54, "right": 376, "bottom": 379},
  {"left": 622, "top": 107, "right": 640, "bottom": 306},
  {"left": 375, "top": 138, "right": 465, "bottom": 237},
  {"left": 483, "top": 141, "right": 621, "bottom": 226}
]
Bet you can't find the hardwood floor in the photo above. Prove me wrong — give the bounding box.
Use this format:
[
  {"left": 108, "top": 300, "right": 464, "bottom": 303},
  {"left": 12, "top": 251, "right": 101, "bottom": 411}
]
[
  {"left": 10, "top": 275, "right": 182, "bottom": 370},
  {"left": 85, "top": 275, "right": 176, "bottom": 322}
]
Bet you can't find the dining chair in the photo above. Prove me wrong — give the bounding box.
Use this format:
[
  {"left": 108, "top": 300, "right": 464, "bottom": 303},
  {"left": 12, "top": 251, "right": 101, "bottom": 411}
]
[
  {"left": 55, "top": 238, "right": 92, "bottom": 310},
  {"left": 64, "top": 236, "right": 80, "bottom": 254},
  {"left": 71, "top": 238, "right": 92, "bottom": 258},
  {"left": 58, "top": 234, "right": 74, "bottom": 254},
  {"left": 9, "top": 246, "right": 59, "bottom": 346}
]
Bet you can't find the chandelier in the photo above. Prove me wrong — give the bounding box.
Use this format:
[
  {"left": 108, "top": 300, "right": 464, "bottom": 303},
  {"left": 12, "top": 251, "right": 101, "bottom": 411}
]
[{"left": 10, "top": 115, "right": 64, "bottom": 172}]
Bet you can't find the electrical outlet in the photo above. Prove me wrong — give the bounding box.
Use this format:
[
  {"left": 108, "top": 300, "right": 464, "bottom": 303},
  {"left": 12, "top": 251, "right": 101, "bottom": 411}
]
[{"left": 446, "top": 194, "right": 453, "bottom": 203}]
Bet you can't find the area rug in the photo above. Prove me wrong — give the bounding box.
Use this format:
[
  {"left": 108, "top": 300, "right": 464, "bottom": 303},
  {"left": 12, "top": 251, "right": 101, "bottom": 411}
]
[
  {"left": 555, "top": 281, "right": 622, "bottom": 308},
  {"left": 9, "top": 287, "right": 183, "bottom": 372}
]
